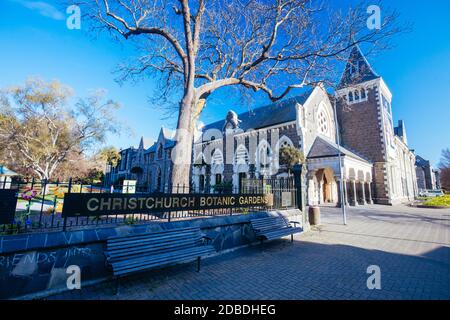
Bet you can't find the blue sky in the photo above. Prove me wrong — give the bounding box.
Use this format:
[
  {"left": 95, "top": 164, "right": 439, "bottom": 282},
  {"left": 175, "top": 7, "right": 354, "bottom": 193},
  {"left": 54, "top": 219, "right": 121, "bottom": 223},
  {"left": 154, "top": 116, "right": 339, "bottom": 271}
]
[{"left": 0, "top": 0, "right": 449, "bottom": 166}]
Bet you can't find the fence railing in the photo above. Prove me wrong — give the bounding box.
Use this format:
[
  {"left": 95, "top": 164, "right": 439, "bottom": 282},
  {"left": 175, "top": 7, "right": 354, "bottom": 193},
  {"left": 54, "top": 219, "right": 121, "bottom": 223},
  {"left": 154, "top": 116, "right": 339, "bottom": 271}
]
[{"left": 0, "top": 177, "right": 297, "bottom": 235}]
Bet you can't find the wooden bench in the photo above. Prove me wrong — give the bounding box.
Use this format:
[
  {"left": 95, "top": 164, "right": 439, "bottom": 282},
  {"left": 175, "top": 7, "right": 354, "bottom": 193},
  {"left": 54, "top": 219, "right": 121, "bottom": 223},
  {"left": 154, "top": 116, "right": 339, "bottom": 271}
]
[
  {"left": 250, "top": 216, "right": 302, "bottom": 243},
  {"left": 105, "top": 227, "right": 215, "bottom": 293}
]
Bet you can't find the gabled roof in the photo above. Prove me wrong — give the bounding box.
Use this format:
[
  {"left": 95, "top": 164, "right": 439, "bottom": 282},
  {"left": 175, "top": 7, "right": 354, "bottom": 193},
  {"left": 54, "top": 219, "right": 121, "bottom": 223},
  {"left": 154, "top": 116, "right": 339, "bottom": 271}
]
[
  {"left": 146, "top": 127, "right": 176, "bottom": 153},
  {"left": 0, "top": 165, "right": 19, "bottom": 176},
  {"left": 202, "top": 88, "right": 314, "bottom": 132},
  {"left": 138, "top": 137, "right": 154, "bottom": 149},
  {"left": 307, "top": 136, "right": 371, "bottom": 163},
  {"left": 338, "top": 44, "right": 380, "bottom": 89}
]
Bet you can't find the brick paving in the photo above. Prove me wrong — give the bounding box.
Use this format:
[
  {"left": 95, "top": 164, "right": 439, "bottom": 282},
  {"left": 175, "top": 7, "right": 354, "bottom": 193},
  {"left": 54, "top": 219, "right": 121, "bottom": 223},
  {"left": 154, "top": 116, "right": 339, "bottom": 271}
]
[{"left": 47, "top": 204, "right": 450, "bottom": 300}]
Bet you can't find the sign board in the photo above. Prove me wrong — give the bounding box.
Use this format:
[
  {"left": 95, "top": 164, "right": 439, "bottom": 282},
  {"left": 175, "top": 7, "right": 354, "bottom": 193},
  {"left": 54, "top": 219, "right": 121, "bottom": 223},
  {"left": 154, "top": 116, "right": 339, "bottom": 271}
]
[
  {"left": 281, "top": 192, "right": 292, "bottom": 207},
  {"left": 62, "top": 193, "right": 272, "bottom": 217},
  {"left": 122, "top": 180, "right": 136, "bottom": 194},
  {"left": 0, "top": 189, "right": 17, "bottom": 224}
]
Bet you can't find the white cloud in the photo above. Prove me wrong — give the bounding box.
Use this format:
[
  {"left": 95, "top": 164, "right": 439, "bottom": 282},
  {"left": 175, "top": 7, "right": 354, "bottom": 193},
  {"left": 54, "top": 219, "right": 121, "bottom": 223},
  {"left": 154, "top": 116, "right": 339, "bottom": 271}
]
[{"left": 11, "top": 0, "right": 65, "bottom": 21}]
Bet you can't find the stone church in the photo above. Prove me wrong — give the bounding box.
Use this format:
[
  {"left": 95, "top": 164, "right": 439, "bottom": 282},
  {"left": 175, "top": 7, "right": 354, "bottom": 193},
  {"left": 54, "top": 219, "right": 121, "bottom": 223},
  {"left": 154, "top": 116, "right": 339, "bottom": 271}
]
[
  {"left": 192, "top": 45, "right": 418, "bottom": 206},
  {"left": 105, "top": 127, "right": 175, "bottom": 192}
]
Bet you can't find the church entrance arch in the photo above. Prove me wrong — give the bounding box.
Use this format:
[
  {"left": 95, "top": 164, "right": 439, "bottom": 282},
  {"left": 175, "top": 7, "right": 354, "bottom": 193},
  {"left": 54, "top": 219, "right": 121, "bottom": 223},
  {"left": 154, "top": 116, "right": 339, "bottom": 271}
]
[{"left": 313, "top": 167, "right": 337, "bottom": 205}]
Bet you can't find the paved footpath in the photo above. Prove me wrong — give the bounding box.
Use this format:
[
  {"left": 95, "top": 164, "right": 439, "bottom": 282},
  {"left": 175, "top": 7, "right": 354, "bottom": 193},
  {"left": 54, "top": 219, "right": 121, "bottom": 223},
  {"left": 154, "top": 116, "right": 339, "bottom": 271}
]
[{"left": 48, "top": 205, "right": 450, "bottom": 300}]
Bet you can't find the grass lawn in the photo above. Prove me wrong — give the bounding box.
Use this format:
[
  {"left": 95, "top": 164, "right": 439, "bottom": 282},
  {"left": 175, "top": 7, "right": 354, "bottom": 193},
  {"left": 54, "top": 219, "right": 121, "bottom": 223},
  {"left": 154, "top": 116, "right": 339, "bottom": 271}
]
[{"left": 422, "top": 195, "right": 450, "bottom": 207}]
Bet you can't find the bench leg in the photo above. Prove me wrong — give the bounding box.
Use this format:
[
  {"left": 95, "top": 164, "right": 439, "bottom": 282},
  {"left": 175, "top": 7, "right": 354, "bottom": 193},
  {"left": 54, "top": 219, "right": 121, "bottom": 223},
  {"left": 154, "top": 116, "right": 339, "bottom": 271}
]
[
  {"left": 115, "top": 277, "right": 120, "bottom": 296},
  {"left": 197, "top": 257, "right": 201, "bottom": 272},
  {"left": 291, "top": 234, "right": 293, "bottom": 243}
]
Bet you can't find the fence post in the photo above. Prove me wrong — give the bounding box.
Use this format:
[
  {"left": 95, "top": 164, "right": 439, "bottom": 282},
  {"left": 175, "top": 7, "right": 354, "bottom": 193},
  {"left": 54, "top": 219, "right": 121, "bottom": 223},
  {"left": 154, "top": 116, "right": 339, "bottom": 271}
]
[
  {"left": 292, "top": 164, "right": 306, "bottom": 215},
  {"left": 63, "top": 178, "right": 72, "bottom": 232}
]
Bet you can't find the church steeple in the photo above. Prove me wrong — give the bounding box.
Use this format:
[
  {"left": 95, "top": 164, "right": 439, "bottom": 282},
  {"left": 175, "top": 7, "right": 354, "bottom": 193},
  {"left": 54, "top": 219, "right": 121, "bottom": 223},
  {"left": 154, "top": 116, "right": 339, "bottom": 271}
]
[
  {"left": 338, "top": 44, "right": 380, "bottom": 89},
  {"left": 138, "top": 136, "right": 144, "bottom": 149}
]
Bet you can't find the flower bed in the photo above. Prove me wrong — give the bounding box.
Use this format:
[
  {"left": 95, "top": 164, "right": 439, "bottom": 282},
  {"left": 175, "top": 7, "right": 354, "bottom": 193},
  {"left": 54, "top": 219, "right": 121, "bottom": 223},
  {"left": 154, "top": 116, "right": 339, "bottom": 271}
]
[{"left": 419, "top": 195, "right": 450, "bottom": 208}]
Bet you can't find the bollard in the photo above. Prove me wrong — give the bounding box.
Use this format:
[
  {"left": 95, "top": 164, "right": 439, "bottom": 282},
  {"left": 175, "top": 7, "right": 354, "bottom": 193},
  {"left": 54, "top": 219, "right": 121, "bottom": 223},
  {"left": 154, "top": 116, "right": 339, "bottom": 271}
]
[{"left": 308, "top": 206, "right": 321, "bottom": 225}]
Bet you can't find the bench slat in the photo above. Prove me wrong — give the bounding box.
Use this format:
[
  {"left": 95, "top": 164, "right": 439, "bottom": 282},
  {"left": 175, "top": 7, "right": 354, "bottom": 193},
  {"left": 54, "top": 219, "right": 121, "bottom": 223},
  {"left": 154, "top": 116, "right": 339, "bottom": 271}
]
[
  {"left": 105, "top": 226, "right": 215, "bottom": 279},
  {"left": 111, "top": 245, "right": 214, "bottom": 269},
  {"left": 250, "top": 217, "right": 302, "bottom": 243},
  {"left": 107, "top": 227, "right": 200, "bottom": 242},
  {"left": 107, "top": 229, "right": 201, "bottom": 248},
  {"left": 107, "top": 232, "right": 202, "bottom": 250},
  {"left": 113, "top": 248, "right": 215, "bottom": 277},
  {"left": 107, "top": 241, "right": 203, "bottom": 261},
  {"left": 111, "top": 246, "right": 215, "bottom": 275}
]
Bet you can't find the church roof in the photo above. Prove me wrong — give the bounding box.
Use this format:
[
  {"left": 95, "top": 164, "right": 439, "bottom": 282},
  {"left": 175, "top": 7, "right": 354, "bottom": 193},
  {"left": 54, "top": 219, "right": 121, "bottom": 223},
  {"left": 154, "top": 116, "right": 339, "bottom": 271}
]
[
  {"left": 307, "top": 136, "right": 371, "bottom": 163},
  {"left": 137, "top": 137, "right": 155, "bottom": 149},
  {"left": 338, "top": 44, "right": 380, "bottom": 89},
  {"left": 146, "top": 127, "right": 176, "bottom": 153},
  {"left": 202, "top": 88, "right": 314, "bottom": 132}
]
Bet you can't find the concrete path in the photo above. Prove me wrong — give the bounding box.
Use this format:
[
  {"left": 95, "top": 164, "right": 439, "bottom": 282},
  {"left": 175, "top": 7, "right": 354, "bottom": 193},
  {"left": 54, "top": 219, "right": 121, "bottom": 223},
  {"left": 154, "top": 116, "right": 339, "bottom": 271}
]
[{"left": 47, "top": 204, "right": 450, "bottom": 300}]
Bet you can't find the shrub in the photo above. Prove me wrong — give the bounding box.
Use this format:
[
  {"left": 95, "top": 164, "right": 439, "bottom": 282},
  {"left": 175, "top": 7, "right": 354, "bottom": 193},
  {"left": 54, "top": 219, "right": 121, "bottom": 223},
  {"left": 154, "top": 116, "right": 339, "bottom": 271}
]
[{"left": 422, "top": 195, "right": 450, "bottom": 207}]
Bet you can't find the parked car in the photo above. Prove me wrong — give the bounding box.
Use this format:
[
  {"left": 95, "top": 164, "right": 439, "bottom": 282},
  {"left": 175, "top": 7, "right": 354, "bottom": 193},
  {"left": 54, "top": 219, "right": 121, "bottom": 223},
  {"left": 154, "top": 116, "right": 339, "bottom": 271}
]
[{"left": 419, "top": 189, "right": 444, "bottom": 197}]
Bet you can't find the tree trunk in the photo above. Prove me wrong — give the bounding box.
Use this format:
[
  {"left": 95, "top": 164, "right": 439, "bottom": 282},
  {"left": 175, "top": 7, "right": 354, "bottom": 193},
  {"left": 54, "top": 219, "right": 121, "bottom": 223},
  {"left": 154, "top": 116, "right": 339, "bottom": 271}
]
[{"left": 171, "top": 91, "right": 195, "bottom": 192}]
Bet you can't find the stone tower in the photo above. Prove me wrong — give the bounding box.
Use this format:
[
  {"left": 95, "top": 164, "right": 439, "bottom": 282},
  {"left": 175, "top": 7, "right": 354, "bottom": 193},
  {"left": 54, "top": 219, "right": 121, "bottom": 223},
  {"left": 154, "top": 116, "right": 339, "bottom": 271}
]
[{"left": 335, "top": 45, "right": 397, "bottom": 204}]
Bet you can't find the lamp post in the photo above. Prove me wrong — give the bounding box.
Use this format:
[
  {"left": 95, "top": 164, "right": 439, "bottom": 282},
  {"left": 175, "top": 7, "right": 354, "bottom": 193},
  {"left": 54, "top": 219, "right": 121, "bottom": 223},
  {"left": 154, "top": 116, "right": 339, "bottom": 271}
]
[{"left": 333, "top": 97, "right": 347, "bottom": 225}]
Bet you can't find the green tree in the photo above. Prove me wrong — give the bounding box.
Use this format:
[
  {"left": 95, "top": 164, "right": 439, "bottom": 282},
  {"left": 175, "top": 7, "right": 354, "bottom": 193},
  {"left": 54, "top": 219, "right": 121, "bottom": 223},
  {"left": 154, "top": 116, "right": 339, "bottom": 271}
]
[
  {"left": 0, "top": 78, "right": 121, "bottom": 180},
  {"left": 83, "top": 168, "right": 105, "bottom": 184},
  {"left": 98, "top": 146, "right": 121, "bottom": 167},
  {"left": 279, "top": 146, "right": 305, "bottom": 174}
]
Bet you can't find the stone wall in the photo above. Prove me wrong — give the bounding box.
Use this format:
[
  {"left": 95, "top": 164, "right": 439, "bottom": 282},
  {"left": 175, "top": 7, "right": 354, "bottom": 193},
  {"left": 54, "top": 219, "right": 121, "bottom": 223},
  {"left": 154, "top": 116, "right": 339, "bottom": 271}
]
[{"left": 0, "top": 209, "right": 303, "bottom": 300}]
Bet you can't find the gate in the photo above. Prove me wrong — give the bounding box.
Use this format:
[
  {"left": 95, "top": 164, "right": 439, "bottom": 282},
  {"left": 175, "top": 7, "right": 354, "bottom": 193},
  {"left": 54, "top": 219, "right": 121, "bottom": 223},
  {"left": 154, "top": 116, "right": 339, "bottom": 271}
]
[{"left": 241, "top": 177, "right": 297, "bottom": 210}]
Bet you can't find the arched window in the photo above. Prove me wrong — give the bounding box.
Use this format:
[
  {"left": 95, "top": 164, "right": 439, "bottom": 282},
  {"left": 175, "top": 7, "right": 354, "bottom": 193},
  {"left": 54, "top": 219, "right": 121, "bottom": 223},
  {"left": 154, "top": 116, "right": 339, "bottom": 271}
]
[
  {"left": 212, "top": 149, "right": 224, "bottom": 165},
  {"left": 258, "top": 141, "right": 272, "bottom": 170},
  {"left": 277, "top": 136, "right": 294, "bottom": 165},
  {"left": 361, "top": 89, "right": 366, "bottom": 99},
  {"left": 348, "top": 91, "right": 353, "bottom": 102},
  {"left": 199, "top": 175, "right": 205, "bottom": 192},
  {"left": 157, "top": 144, "right": 163, "bottom": 159},
  {"left": 235, "top": 144, "right": 249, "bottom": 165},
  {"left": 317, "top": 109, "right": 330, "bottom": 136},
  {"left": 156, "top": 169, "right": 161, "bottom": 191}
]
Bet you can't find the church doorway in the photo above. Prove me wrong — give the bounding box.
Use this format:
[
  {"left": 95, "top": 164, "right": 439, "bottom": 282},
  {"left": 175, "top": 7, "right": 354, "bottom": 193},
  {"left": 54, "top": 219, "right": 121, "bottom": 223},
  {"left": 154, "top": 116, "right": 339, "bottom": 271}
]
[
  {"left": 313, "top": 167, "right": 337, "bottom": 205},
  {"left": 323, "top": 175, "right": 330, "bottom": 202}
]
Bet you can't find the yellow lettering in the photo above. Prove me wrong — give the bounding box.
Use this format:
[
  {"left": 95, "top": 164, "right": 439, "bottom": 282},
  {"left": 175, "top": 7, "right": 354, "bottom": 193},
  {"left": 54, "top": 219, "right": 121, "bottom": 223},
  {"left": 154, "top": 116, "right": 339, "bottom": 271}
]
[
  {"left": 172, "top": 197, "right": 179, "bottom": 208},
  {"left": 128, "top": 198, "right": 137, "bottom": 210},
  {"left": 99, "top": 198, "right": 112, "bottom": 211},
  {"left": 87, "top": 198, "right": 99, "bottom": 211},
  {"left": 112, "top": 198, "right": 122, "bottom": 210},
  {"left": 155, "top": 197, "right": 163, "bottom": 209},
  {"left": 146, "top": 197, "right": 154, "bottom": 209}
]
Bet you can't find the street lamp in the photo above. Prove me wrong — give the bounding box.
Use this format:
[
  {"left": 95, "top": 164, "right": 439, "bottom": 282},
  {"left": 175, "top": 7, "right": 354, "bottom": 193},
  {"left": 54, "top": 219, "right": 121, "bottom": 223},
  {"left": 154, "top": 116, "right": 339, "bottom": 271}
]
[{"left": 332, "top": 97, "right": 347, "bottom": 225}]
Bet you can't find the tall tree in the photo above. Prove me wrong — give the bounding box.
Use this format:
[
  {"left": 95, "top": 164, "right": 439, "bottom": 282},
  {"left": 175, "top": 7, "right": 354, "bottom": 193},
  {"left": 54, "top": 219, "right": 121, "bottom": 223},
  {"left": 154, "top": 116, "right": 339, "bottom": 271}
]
[
  {"left": 98, "top": 146, "right": 121, "bottom": 167},
  {"left": 0, "top": 78, "right": 121, "bottom": 180},
  {"left": 279, "top": 146, "right": 305, "bottom": 174},
  {"left": 80, "top": 0, "right": 401, "bottom": 188},
  {"left": 438, "top": 148, "right": 450, "bottom": 191}
]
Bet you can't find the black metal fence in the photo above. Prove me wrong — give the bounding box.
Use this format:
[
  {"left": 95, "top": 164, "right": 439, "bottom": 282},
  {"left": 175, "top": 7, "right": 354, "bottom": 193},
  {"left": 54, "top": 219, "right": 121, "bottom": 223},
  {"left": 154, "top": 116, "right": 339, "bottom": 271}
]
[{"left": 0, "top": 176, "right": 297, "bottom": 235}]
